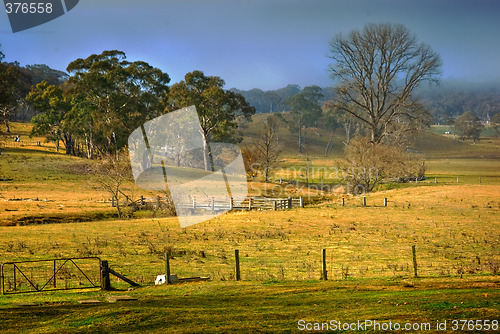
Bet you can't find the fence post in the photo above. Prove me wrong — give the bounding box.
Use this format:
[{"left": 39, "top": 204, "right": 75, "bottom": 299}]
[
  {"left": 457, "top": 176, "right": 459, "bottom": 183},
  {"left": 229, "top": 197, "right": 233, "bottom": 210},
  {"left": 100, "top": 260, "right": 111, "bottom": 290},
  {"left": 362, "top": 197, "right": 366, "bottom": 207},
  {"left": 412, "top": 245, "right": 418, "bottom": 278},
  {"left": 211, "top": 197, "right": 215, "bottom": 212},
  {"left": 342, "top": 197, "right": 345, "bottom": 206},
  {"left": 274, "top": 200, "right": 277, "bottom": 211},
  {"left": 288, "top": 196, "right": 292, "bottom": 209},
  {"left": 53, "top": 260, "right": 57, "bottom": 288},
  {"left": 248, "top": 198, "right": 252, "bottom": 210},
  {"left": 235, "top": 249, "right": 241, "bottom": 281},
  {"left": 435, "top": 177, "right": 437, "bottom": 184},
  {"left": 299, "top": 196, "right": 304, "bottom": 208},
  {"left": 384, "top": 198, "right": 388, "bottom": 207},
  {"left": 322, "top": 249, "right": 328, "bottom": 280},
  {"left": 165, "top": 252, "right": 171, "bottom": 284}
]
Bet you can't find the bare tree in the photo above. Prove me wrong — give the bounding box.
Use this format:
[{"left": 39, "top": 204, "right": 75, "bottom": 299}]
[
  {"left": 328, "top": 23, "right": 441, "bottom": 144},
  {"left": 253, "top": 115, "right": 281, "bottom": 182},
  {"left": 340, "top": 137, "right": 425, "bottom": 193},
  {"left": 92, "top": 152, "right": 134, "bottom": 218}
]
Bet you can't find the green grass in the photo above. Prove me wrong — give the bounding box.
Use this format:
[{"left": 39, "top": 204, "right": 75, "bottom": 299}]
[
  {"left": 1, "top": 121, "right": 499, "bottom": 333},
  {"left": 0, "top": 278, "right": 498, "bottom": 333},
  {"left": 431, "top": 124, "right": 497, "bottom": 137}
]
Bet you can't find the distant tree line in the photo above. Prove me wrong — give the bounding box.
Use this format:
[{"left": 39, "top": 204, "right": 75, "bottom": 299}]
[
  {"left": 417, "top": 80, "right": 500, "bottom": 124},
  {"left": 235, "top": 81, "right": 500, "bottom": 125}
]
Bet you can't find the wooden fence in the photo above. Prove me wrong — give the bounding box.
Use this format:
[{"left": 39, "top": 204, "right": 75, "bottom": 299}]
[{"left": 114, "top": 196, "right": 304, "bottom": 212}]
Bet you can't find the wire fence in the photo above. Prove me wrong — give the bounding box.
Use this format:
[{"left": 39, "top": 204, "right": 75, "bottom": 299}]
[{"left": 114, "top": 244, "right": 499, "bottom": 285}]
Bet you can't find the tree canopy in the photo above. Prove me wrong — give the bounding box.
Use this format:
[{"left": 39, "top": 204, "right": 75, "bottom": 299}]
[
  {"left": 65, "top": 50, "right": 171, "bottom": 156},
  {"left": 0, "top": 61, "right": 31, "bottom": 133},
  {"left": 26, "top": 81, "right": 71, "bottom": 153},
  {"left": 328, "top": 23, "right": 442, "bottom": 144},
  {"left": 454, "top": 111, "right": 484, "bottom": 143},
  {"left": 286, "top": 85, "right": 323, "bottom": 152},
  {"left": 169, "top": 70, "right": 255, "bottom": 170}
]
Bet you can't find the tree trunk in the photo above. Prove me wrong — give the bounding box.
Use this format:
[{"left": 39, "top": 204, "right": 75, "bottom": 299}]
[
  {"left": 201, "top": 131, "right": 213, "bottom": 171},
  {"left": 85, "top": 133, "right": 94, "bottom": 159},
  {"left": 344, "top": 122, "right": 351, "bottom": 145},
  {"left": 114, "top": 195, "right": 122, "bottom": 218},
  {"left": 325, "top": 129, "right": 334, "bottom": 157},
  {"left": 298, "top": 126, "right": 303, "bottom": 153},
  {"left": 64, "top": 133, "right": 73, "bottom": 155}
]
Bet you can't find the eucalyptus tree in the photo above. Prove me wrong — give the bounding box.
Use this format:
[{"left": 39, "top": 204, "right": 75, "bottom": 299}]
[
  {"left": 66, "top": 50, "right": 170, "bottom": 156},
  {"left": 168, "top": 70, "right": 255, "bottom": 170}
]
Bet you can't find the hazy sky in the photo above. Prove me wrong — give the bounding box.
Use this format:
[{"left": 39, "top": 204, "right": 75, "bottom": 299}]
[{"left": 1, "top": 0, "right": 499, "bottom": 90}]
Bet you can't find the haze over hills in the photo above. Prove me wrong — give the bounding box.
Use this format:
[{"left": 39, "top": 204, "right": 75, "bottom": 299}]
[
  {"left": 231, "top": 80, "right": 500, "bottom": 123},
  {"left": 4, "top": 60, "right": 500, "bottom": 124}
]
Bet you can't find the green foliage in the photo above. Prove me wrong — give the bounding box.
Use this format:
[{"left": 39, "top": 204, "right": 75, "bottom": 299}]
[
  {"left": 21, "top": 64, "right": 68, "bottom": 86},
  {"left": 169, "top": 70, "right": 255, "bottom": 170},
  {"left": 454, "top": 111, "right": 484, "bottom": 143},
  {"left": 286, "top": 85, "right": 323, "bottom": 152},
  {"left": 64, "top": 50, "right": 170, "bottom": 157},
  {"left": 169, "top": 70, "right": 255, "bottom": 143},
  {"left": 26, "top": 81, "right": 71, "bottom": 153},
  {"left": 0, "top": 61, "right": 31, "bottom": 133},
  {"left": 490, "top": 113, "right": 500, "bottom": 136}
]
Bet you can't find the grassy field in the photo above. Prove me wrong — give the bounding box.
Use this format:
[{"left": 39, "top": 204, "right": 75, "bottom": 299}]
[
  {"left": 0, "top": 278, "right": 498, "bottom": 333},
  {"left": 0, "top": 121, "right": 499, "bottom": 333}
]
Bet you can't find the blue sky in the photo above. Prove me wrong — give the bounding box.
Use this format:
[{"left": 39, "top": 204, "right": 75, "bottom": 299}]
[{"left": 1, "top": 0, "right": 499, "bottom": 90}]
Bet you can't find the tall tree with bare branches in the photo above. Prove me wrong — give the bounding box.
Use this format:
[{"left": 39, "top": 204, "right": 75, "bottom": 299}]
[
  {"left": 328, "top": 23, "right": 442, "bottom": 144},
  {"left": 253, "top": 115, "right": 281, "bottom": 181}
]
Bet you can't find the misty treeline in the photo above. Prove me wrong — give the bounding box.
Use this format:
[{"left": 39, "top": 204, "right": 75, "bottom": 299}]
[
  {"left": 2, "top": 21, "right": 499, "bottom": 164},
  {"left": 232, "top": 81, "right": 500, "bottom": 124}
]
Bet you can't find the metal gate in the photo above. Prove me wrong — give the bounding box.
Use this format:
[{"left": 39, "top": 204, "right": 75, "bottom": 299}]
[{"left": 1, "top": 257, "right": 101, "bottom": 294}]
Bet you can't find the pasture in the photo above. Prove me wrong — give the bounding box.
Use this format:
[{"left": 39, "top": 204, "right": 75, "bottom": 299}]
[{"left": 0, "top": 121, "right": 499, "bottom": 333}]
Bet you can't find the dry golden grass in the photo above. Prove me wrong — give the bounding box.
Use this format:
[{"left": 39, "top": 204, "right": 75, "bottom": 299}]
[{"left": 0, "top": 184, "right": 498, "bottom": 285}]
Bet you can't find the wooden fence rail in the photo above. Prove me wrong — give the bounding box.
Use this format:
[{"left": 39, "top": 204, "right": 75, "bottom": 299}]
[{"left": 116, "top": 196, "right": 304, "bottom": 212}]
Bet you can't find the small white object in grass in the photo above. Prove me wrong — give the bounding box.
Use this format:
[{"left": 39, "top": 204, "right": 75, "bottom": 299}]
[{"left": 155, "top": 275, "right": 166, "bottom": 285}]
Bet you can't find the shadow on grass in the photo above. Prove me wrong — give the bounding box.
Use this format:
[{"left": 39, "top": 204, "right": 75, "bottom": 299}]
[{"left": 0, "top": 282, "right": 498, "bottom": 333}]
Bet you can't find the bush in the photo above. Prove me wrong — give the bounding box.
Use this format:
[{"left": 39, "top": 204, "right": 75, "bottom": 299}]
[{"left": 339, "top": 137, "right": 425, "bottom": 192}]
